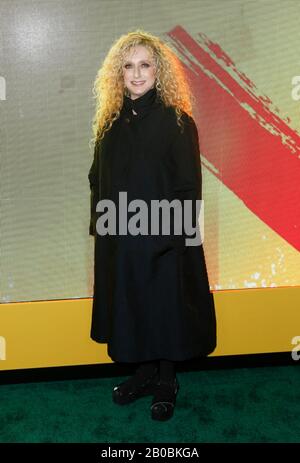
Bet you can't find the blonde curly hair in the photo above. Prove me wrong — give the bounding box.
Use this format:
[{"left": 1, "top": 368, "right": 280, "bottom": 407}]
[{"left": 89, "top": 29, "right": 195, "bottom": 148}]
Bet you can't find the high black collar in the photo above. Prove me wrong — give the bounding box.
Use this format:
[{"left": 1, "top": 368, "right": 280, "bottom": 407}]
[{"left": 122, "top": 87, "right": 161, "bottom": 120}]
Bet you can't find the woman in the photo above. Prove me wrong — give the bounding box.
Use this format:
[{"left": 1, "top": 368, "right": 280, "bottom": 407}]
[{"left": 88, "top": 29, "right": 216, "bottom": 421}]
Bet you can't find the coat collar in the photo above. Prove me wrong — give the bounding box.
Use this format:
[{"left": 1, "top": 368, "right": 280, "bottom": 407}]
[{"left": 121, "top": 87, "right": 162, "bottom": 121}]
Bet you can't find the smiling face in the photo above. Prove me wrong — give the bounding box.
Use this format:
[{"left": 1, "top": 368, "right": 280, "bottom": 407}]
[{"left": 122, "top": 45, "right": 157, "bottom": 100}]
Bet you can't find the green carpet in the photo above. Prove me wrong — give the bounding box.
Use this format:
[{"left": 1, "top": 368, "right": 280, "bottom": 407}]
[{"left": 0, "top": 365, "right": 299, "bottom": 443}]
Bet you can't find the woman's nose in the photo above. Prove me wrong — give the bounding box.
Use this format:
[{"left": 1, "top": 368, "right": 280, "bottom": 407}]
[{"left": 133, "top": 67, "right": 141, "bottom": 78}]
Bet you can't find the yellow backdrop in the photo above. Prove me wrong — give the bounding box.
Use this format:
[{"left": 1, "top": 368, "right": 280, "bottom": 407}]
[{"left": 0, "top": 287, "right": 299, "bottom": 370}]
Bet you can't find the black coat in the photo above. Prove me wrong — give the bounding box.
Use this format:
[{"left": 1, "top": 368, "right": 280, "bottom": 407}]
[{"left": 88, "top": 87, "right": 216, "bottom": 362}]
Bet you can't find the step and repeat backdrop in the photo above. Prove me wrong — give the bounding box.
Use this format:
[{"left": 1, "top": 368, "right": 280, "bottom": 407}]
[{"left": 1, "top": 0, "right": 300, "bottom": 370}]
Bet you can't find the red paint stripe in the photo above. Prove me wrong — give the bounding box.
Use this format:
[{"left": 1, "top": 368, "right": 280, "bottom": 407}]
[{"left": 167, "top": 26, "right": 300, "bottom": 252}]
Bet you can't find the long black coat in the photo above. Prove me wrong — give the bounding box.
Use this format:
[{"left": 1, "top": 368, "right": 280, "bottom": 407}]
[{"left": 88, "top": 87, "right": 216, "bottom": 363}]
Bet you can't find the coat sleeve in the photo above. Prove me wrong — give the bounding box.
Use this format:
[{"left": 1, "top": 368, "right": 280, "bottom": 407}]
[
  {"left": 169, "top": 112, "right": 202, "bottom": 241},
  {"left": 88, "top": 139, "right": 100, "bottom": 236}
]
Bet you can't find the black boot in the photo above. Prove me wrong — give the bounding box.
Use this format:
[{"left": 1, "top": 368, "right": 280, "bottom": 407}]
[
  {"left": 151, "top": 377, "right": 179, "bottom": 421},
  {"left": 151, "top": 359, "right": 179, "bottom": 421},
  {"left": 113, "top": 361, "right": 159, "bottom": 405}
]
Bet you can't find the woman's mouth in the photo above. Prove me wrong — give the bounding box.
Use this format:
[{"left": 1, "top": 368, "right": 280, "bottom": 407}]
[{"left": 132, "top": 81, "right": 145, "bottom": 86}]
